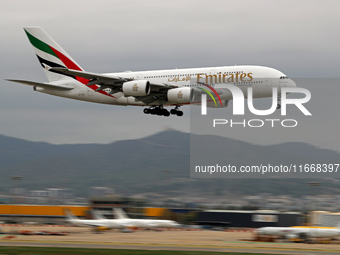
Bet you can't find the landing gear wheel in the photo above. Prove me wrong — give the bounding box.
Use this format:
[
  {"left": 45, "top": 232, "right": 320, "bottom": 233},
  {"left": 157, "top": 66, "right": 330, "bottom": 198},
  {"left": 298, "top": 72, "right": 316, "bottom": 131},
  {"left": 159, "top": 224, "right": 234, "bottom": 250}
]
[
  {"left": 176, "top": 111, "right": 183, "bottom": 116},
  {"left": 277, "top": 95, "right": 281, "bottom": 110},
  {"left": 170, "top": 106, "right": 182, "bottom": 116},
  {"left": 162, "top": 109, "right": 170, "bottom": 116},
  {"left": 156, "top": 109, "right": 163, "bottom": 116},
  {"left": 144, "top": 106, "right": 180, "bottom": 117},
  {"left": 170, "top": 109, "right": 177, "bottom": 115}
]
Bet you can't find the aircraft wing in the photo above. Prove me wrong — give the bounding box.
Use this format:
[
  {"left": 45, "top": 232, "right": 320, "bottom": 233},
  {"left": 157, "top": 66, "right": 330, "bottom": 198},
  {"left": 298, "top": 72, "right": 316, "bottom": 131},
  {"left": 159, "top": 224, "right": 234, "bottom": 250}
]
[
  {"left": 83, "top": 222, "right": 108, "bottom": 227},
  {"left": 49, "top": 67, "right": 177, "bottom": 90},
  {"left": 6, "top": 79, "right": 74, "bottom": 90},
  {"left": 49, "top": 67, "right": 126, "bottom": 85},
  {"left": 143, "top": 221, "right": 158, "bottom": 228}
]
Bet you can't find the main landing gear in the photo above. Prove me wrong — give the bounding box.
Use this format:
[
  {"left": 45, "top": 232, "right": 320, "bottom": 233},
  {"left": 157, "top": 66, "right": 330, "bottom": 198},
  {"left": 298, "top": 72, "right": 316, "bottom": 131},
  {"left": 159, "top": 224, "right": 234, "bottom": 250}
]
[
  {"left": 143, "top": 106, "right": 183, "bottom": 117},
  {"left": 170, "top": 106, "right": 183, "bottom": 116}
]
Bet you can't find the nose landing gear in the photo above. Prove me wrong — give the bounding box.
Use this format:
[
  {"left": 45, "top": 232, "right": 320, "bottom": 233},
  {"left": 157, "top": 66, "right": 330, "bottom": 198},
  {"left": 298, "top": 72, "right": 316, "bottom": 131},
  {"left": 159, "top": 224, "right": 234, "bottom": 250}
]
[{"left": 277, "top": 95, "right": 281, "bottom": 110}]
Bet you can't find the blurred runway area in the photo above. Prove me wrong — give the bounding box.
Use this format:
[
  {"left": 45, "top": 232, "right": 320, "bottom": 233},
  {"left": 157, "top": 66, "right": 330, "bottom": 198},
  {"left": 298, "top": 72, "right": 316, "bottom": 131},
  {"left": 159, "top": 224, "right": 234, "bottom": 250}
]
[
  {"left": 1, "top": 226, "right": 340, "bottom": 254},
  {"left": 1, "top": 240, "right": 340, "bottom": 255}
]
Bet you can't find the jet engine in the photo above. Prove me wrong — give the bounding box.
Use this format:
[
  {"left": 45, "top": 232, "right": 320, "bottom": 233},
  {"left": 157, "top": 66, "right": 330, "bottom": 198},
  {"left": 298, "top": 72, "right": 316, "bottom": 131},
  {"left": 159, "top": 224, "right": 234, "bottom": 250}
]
[
  {"left": 286, "top": 233, "right": 309, "bottom": 243},
  {"left": 167, "top": 87, "right": 193, "bottom": 104},
  {"left": 94, "top": 226, "right": 110, "bottom": 231},
  {"left": 122, "top": 80, "right": 150, "bottom": 96},
  {"left": 286, "top": 234, "right": 298, "bottom": 239}
]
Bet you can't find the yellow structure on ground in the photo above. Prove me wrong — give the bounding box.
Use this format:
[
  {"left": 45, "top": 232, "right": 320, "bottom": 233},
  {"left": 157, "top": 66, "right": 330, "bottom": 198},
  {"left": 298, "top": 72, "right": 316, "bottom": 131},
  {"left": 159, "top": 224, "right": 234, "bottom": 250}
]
[
  {"left": 144, "top": 207, "right": 166, "bottom": 217},
  {"left": 0, "top": 205, "right": 89, "bottom": 217}
]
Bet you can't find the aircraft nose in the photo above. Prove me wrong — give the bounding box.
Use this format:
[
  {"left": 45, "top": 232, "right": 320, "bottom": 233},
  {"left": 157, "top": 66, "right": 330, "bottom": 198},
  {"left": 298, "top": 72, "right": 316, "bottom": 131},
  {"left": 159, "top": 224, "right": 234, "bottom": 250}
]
[
  {"left": 288, "top": 79, "right": 297, "bottom": 87},
  {"left": 256, "top": 228, "right": 266, "bottom": 235}
]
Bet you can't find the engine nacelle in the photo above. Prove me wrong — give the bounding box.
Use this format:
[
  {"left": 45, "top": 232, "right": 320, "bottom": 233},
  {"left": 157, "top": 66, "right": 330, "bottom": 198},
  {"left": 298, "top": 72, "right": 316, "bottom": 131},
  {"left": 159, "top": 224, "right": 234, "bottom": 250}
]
[
  {"left": 122, "top": 80, "right": 150, "bottom": 97},
  {"left": 207, "top": 100, "right": 229, "bottom": 108},
  {"left": 286, "top": 233, "right": 310, "bottom": 242},
  {"left": 167, "top": 87, "right": 193, "bottom": 104},
  {"left": 286, "top": 234, "right": 298, "bottom": 239},
  {"left": 95, "top": 226, "right": 110, "bottom": 231}
]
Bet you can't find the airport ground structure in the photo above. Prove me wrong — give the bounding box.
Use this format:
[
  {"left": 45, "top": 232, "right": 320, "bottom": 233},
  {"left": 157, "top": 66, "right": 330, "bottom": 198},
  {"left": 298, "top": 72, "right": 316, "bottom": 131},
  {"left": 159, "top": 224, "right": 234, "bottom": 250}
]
[
  {"left": 196, "top": 210, "right": 302, "bottom": 228},
  {"left": 0, "top": 205, "right": 89, "bottom": 225},
  {"left": 0, "top": 205, "right": 193, "bottom": 226},
  {"left": 0, "top": 203, "right": 338, "bottom": 228},
  {"left": 311, "top": 211, "right": 340, "bottom": 227},
  {"left": 0, "top": 193, "right": 340, "bottom": 227}
]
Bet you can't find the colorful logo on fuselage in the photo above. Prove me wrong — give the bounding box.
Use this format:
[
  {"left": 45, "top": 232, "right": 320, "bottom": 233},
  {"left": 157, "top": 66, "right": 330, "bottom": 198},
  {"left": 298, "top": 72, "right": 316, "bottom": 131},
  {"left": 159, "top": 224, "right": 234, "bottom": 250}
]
[{"left": 197, "top": 82, "right": 223, "bottom": 106}]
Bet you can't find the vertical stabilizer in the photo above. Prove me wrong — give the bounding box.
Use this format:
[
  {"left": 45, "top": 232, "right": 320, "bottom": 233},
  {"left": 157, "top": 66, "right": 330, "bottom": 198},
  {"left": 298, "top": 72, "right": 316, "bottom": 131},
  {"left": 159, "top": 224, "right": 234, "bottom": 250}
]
[
  {"left": 113, "top": 208, "right": 129, "bottom": 219},
  {"left": 24, "top": 27, "right": 84, "bottom": 82},
  {"left": 93, "top": 210, "right": 106, "bottom": 220},
  {"left": 64, "top": 209, "right": 78, "bottom": 221}
]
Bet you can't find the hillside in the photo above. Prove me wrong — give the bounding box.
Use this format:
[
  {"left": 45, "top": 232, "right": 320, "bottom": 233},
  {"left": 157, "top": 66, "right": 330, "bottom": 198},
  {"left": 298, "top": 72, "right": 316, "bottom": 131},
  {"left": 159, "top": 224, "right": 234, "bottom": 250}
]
[{"left": 0, "top": 131, "right": 339, "bottom": 197}]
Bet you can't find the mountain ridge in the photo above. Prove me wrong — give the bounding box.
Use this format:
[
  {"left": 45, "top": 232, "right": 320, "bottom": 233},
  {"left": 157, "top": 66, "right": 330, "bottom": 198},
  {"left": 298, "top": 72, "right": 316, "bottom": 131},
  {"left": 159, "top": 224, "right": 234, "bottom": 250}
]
[{"left": 0, "top": 131, "right": 339, "bottom": 197}]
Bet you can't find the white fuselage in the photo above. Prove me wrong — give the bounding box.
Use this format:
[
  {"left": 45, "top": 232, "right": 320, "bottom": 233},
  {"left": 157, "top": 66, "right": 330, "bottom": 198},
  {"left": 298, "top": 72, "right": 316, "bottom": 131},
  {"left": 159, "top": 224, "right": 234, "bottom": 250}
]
[
  {"left": 66, "top": 217, "right": 124, "bottom": 229},
  {"left": 35, "top": 65, "right": 296, "bottom": 107},
  {"left": 96, "top": 217, "right": 180, "bottom": 229},
  {"left": 257, "top": 226, "right": 340, "bottom": 239}
]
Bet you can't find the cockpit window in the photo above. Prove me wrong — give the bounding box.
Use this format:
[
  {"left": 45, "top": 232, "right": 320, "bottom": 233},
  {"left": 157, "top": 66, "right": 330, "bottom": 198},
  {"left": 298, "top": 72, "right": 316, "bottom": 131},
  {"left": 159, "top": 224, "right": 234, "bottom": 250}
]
[{"left": 280, "top": 76, "right": 288, "bottom": 79}]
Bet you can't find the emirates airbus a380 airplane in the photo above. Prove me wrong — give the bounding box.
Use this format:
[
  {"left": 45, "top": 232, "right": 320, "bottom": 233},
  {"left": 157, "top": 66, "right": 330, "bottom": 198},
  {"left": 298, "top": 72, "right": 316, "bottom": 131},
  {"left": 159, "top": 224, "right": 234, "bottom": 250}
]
[{"left": 7, "top": 27, "right": 296, "bottom": 117}]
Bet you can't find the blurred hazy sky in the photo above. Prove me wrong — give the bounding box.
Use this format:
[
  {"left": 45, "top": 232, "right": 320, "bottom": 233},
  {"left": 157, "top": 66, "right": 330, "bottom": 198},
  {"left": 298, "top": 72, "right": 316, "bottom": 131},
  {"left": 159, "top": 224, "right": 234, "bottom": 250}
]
[{"left": 1, "top": 0, "right": 340, "bottom": 151}]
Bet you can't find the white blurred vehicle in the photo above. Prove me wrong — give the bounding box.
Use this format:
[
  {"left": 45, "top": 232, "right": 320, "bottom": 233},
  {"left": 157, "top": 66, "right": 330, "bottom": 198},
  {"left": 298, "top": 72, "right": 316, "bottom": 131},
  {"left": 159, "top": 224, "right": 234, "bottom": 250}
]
[
  {"left": 64, "top": 209, "right": 124, "bottom": 232},
  {"left": 94, "top": 208, "right": 181, "bottom": 229},
  {"left": 256, "top": 225, "right": 340, "bottom": 242}
]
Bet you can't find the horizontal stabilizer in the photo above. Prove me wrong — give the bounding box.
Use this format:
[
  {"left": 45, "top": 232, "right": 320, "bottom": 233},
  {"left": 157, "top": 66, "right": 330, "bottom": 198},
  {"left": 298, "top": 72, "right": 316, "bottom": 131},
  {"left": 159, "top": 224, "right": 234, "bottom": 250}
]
[{"left": 6, "top": 79, "right": 74, "bottom": 90}]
